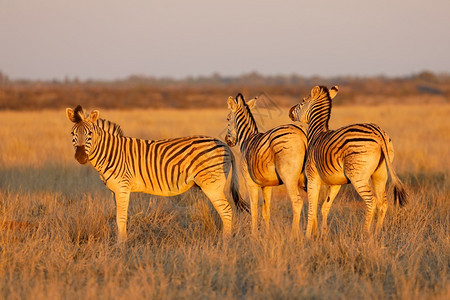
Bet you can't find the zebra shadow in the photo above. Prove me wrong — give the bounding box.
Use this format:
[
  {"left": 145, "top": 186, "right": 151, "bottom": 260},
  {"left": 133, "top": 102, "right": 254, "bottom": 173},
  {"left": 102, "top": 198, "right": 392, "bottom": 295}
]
[{"left": 0, "top": 164, "right": 105, "bottom": 196}]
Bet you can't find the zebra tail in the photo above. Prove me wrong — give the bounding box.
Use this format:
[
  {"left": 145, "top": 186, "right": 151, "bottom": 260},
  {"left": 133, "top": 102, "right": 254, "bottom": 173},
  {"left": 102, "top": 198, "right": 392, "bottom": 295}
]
[
  {"left": 380, "top": 137, "right": 408, "bottom": 207},
  {"left": 393, "top": 184, "right": 408, "bottom": 207},
  {"left": 229, "top": 151, "right": 250, "bottom": 213}
]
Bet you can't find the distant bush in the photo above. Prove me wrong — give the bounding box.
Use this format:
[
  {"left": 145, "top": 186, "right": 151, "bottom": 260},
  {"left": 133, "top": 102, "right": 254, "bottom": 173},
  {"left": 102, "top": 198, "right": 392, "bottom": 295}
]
[{"left": 0, "top": 71, "right": 449, "bottom": 110}]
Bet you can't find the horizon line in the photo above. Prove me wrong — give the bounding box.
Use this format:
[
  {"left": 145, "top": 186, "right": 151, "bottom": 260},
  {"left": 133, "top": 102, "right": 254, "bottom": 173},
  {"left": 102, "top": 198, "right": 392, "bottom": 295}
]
[{"left": 1, "top": 70, "right": 447, "bottom": 83}]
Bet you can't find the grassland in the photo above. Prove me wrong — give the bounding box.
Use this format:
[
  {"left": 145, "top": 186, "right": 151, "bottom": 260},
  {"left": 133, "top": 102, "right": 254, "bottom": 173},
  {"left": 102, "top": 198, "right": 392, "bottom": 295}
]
[{"left": 0, "top": 104, "right": 448, "bottom": 299}]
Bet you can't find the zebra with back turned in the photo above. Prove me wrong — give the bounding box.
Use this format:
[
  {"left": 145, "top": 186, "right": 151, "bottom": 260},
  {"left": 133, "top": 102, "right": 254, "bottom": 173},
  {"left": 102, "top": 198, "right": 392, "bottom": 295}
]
[
  {"left": 226, "top": 94, "right": 307, "bottom": 236},
  {"left": 289, "top": 86, "right": 407, "bottom": 238},
  {"left": 66, "top": 105, "right": 249, "bottom": 243}
]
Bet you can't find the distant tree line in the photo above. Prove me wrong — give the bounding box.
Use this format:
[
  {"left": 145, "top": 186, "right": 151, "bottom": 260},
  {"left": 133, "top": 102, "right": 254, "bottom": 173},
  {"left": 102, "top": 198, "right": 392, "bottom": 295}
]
[{"left": 0, "top": 70, "right": 448, "bottom": 110}]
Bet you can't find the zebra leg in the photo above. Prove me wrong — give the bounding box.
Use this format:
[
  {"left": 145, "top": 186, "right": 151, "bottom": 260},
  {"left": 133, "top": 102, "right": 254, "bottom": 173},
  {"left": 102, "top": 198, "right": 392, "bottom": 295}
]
[
  {"left": 320, "top": 185, "right": 341, "bottom": 235},
  {"left": 274, "top": 153, "right": 304, "bottom": 237},
  {"left": 375, "top": 191, "right": 388, "bottom": 234},
  {"left": 351, "top": 179, "right": 377, "bottom": 235},
  {"left": 306, "top": 178, "right": 321, "bottom": 239},
  {"left": 285, "top": 181, "right": 302, "bottom": 238},
  {"left": 114, "top": 189, "right": 131, "bottom": 244},
  {"left": 261, "top": 186, "right": 272, "bottom": 230},
  {"left": 372, "top": 163, "right": 388, "bottom": 234},
  {"left": 241, "top": 166, "right": 260, "bottom": 236},
  {"left": 200, "top": 186, "right": 233, "bottom": 237},
  {"left": 247, "top": 182, "right": 260, "bottom": 236}
]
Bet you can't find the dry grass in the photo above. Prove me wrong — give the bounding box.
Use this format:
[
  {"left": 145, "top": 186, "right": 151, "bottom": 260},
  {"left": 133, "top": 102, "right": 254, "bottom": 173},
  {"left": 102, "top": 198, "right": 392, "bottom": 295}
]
[{"left": 0, "top": 104, "right": 448, "bottom": 299}]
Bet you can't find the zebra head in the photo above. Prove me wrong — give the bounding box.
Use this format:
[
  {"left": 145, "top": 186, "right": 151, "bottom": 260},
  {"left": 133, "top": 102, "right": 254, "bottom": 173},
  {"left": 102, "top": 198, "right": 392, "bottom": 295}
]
[
  {"left": 289, "top": 86, "right": 339, "bottom": 124},
  {"left": 225, "top": 93, "right": 257, "bottom": 147},
  {"left": 66, "top": 105, "right": 99, "bottom": 165}
]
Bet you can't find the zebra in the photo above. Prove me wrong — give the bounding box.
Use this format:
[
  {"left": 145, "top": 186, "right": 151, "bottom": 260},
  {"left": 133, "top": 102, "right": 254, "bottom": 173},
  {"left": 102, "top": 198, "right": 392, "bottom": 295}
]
[
  {"left": 225, "top": 93, "right": 308, "bottom": 236},
  {"left": 289, "top": 86, "right": 407, "bottom": 238},
  {"left": 66, "top": 105, "right": 249, "bottom": 243}
]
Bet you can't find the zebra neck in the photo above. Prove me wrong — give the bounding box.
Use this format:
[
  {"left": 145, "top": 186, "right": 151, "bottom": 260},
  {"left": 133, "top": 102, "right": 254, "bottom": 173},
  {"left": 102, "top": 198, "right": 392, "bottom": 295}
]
[
  {"left": 88, "top": 129, "right": 118, "bottom": 173},
  {"left": 307, "top": 104, "right": 331, "bottom": 142},
  {"left": 236, "top": 108, "right": 258, "bottom": 149},
  {"left": 237, "top": 125, "right": 258, "bottom": 152}
]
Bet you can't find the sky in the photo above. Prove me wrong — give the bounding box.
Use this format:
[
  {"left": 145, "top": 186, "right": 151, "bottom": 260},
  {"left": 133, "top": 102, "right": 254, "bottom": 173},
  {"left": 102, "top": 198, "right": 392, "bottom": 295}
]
[{"left": 1, "top": 0, "right": 449, "bottom": 80}]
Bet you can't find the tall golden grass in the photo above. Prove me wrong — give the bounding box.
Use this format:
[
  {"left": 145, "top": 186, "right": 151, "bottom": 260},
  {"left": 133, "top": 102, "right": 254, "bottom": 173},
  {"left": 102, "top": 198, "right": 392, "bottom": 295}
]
[{"left": 0, "top": 104, "right": 448, "bottom": 299}]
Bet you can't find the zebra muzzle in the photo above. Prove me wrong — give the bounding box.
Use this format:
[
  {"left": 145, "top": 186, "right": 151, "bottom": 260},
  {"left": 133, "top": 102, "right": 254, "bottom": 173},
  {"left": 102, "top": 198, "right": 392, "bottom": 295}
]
[
  {"left": 75, "top": 146, "right": 89, "bottom": 164},
  {"left": 225, "top": 134, "right": 236, "bottom": 147}
]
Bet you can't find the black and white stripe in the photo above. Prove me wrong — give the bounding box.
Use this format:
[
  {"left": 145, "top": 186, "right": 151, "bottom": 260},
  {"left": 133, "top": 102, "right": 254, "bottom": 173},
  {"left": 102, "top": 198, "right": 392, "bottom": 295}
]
[
  {"left": 289, "top": 86, "right": 407, "bottom": 238},
  {"left": 226, "top": 94, "right": 307, "bottom": 236},
  {"left": 67, "top": 105, "right": 248, "bottom": 243}
]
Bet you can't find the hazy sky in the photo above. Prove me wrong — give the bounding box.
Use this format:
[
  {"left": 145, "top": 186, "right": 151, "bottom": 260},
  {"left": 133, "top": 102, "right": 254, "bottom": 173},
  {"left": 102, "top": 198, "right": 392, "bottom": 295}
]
[{"left": 1, "top": 0, "right": 449, "bottom": 80}]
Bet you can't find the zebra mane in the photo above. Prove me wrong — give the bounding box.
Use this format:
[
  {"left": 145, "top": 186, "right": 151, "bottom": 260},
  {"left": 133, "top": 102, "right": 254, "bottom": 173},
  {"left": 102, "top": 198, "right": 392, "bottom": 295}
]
[
  {"left": 96, "top": 118, "right": 124, "bottom": 136},
  {"left": 308, "top": 86, "right": 334, "bottom": 133},
  {"left": 236, "top": 93, "right": 259, "bottom": 132},
  {"left": 244, "top": 103, "right": 258, "bottom": 132},
  {"left": 73, "top": 105, "right": 85, "bottom": 123}
]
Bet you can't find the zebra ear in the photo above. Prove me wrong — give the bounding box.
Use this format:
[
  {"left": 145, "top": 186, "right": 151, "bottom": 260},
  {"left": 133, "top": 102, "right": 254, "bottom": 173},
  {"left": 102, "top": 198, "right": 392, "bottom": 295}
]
[
  {"left": 67, "top": 106, "right": 84, "bottom": 123},
  {"left": 66, "top": 108, "right": 76, "bottom": 122},
  {"left": 247, "top": 98, "right": 257, "bottom": 109},
  {"left": 329, "top": 86, "right": 339, "bottom": 99},
  {"left": 88, "top": 110, "right": 99, "bottom": 122},
  {"left": 311, "top": 86, "right": 321, "bottom": 99},
  {"left": 227, "top": 96, "right": 238, "bottom": 110}
]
